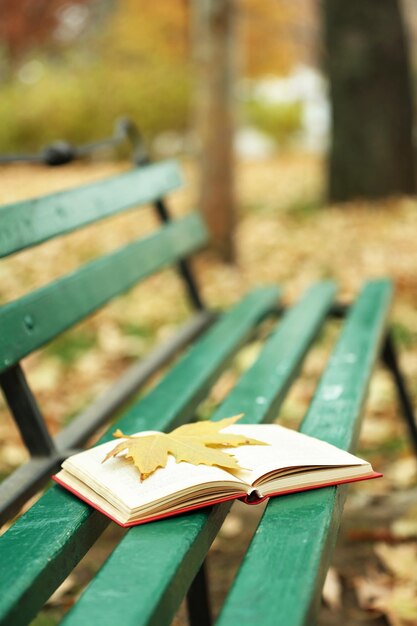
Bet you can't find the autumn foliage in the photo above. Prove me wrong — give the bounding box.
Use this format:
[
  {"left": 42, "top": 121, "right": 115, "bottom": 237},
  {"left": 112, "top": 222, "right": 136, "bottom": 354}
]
[
  {"left": 104, "top": 416, "right": 264, "bottom": 480},
  {"left": 0, "top": 0, "right": 311, "bottom": 72},
  {"left": 0, "top": 0, "right": 91, "bottom": 63},
  {"left": 0, "top": 0, "right": 315, "bottom": 151}
]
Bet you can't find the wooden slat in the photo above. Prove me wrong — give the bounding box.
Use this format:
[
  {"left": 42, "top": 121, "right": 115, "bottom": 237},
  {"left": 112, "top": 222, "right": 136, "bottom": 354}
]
[
  {"left": 59, "top": 281, "right": 336, "bottom": 626},
  {"left": 215, "top": 279, "right": 393, "bottom": 626},
  {"left": 0, "top": 160, "right": 183, "bottom": 258},
  {"left": 0, "top": 311, "right": 217, "bottom": 526},
  {"left": 0, "top": 286, "right": 279, "bottom": 626},
  {"left": 0, "top": 214, "right": 208, "bottom": 373}
]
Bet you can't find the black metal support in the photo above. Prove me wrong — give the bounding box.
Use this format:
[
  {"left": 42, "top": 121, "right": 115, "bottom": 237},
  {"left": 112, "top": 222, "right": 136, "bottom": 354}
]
[
  {"left": 382, "top": 331, "right": 417, "bottom": 458},
  {"left": 0, "top": 312, "right": 216, "bottom": 526},
  {"left": 154, "top": 199, "right": 206, "bottom": 311},
  {"left": 329, "top": 302, "right": 349, "bottom": 318},
  {"left": 55, "top": 311, "right": 215, "bottom": 449},
  {"left": 128, "top": 126, "right": 207, "bottom": 312},
  {"left": 0, "top": 117, "right": 145, "bottom": 166},
  {"left": 125, "top": 123, "right": 207, "bottom": 312},
  {"left": 0, "top": 364, "right": 56, "bottom": 457},
  {"left": 186, "top": 561, "right": 212, "bottom": 626},
  {"left": 0, "top": 457, "right": 61, "bottom": 526},
  {"left": 270, "top": 301, "right": 349, "bottom": 320}
]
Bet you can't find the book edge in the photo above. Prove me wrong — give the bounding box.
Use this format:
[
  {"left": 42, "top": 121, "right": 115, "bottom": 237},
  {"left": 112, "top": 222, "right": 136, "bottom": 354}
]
[
  {"left": 52, "top": 474, "right": 243, "bottom": 527},
  {"left": 52, "top": 471, "right": 382, "bottom": 527},
  {"left": 242, "top": 471, "right": 383, "bottom": 504}
]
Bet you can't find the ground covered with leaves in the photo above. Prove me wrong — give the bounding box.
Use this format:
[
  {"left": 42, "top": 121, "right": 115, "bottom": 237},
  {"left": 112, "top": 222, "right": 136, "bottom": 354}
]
[{"left": 1, "top": 154, "right": 417, "bottom": 625}]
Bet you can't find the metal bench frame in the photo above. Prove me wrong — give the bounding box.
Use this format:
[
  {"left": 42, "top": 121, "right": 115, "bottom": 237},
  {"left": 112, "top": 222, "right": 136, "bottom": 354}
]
[{"left": 0, "top": 144, "right": 416, "bottom": 626}]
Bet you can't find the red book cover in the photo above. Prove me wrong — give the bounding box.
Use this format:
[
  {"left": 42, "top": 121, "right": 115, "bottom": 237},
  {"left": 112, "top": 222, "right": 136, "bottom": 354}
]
[{"left": 53, "top": 471, "right": 382, "bottom": 528}]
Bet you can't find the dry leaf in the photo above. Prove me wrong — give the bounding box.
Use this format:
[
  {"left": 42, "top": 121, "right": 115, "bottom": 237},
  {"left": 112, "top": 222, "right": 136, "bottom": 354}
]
[
  {"left": 375, "top": 543, "right": 417, "bottom": 584},
  {"left": 391, "top": 504, "right": 417, "bottom": 540},
  {"left": 355, "top": 544, "right": 417, "bottom": 626},
  {"left": 210, "top": 372, "right": 238, "bottom": 404},
  {"left": 103, "top": 415, "right": 267, "bottom": 479},
  {"left": 354, "top": 573, "right": 390, "bottom": 611},
  {"left": 385, "top": 457, "right": 417, "bottom": 490},
  {"left": 360, "top": 416, "right": 396, "bottom": 446},
  {"left": 355, "top": 574, "right": 417, "bottom": 626},
  {"left": 47, "top": 575, "right": 77, "bottom": 606},
  {"left": 372, "top": 585, "right": 417, "bottom": 626},
  {"left": 219, "top": 513, "right": 244, "bottom": 539},
  {"left": 322, "top": 567, "right": 343, "bottom": 611}
]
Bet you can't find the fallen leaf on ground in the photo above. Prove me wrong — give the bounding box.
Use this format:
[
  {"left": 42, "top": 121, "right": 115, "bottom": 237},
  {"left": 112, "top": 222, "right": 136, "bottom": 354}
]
[
  {"left": 372, "top": 585, "right": 417, "bottom": 626},
  {"left": 354, "top": 572, "right": 390, "bottom": 612},
  {"left": 355, "top": 544, "right": 417, "bottom": 626},
  {"left": 103, "top": 415, "right": 267, "bottom": 479},
  {"left": 47, "top": 575, "right": 77, "bottom": 606},
  {"left": 322, "top": 567, "right": 342, "bottom": 611},
  {"left": 360, "top": 416, "right": 396, "bottom": 446},
  {"left": 385, "top": 457, "right": 417, "bottom": 490},
  {"left": 375, "top": 543, "right": 417, "bottom": 584},
  {"left": 219, "top": 513, "right": 244, "bottom": 539},
  {"left": 210, "top": 371, "right": 238, "bottom": 404},
  {"left": 391, "top": 504, "right": 417, "bottom": 540}
]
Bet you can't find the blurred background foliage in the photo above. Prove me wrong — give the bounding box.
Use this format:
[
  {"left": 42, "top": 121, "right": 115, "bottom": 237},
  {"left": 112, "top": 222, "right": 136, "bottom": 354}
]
[
  {"left": 0, "top": 0, "right": 191, "bottom": 150},
  {"left": 0, "top": 0, "right": 317, "bottom": 152},
  {"left": 243, "top": 100, "right": 302, "bottom": 148}
]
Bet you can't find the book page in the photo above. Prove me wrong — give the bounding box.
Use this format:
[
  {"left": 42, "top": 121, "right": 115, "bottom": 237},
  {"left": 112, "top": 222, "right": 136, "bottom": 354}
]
[
  {"left": 220, "top": 424, "right": 369, "bottom": 485},
  {"left": 62, "top": 433, "right": 247, "bottom": 511},
  {"left": 61, "top": 424, "right": 370, "bottom": 513}
]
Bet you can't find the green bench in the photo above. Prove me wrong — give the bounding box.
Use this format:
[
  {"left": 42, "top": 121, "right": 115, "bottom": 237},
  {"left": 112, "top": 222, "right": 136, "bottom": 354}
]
[{"left": 0, "top": 158, "right": 416, "bottom": 626}]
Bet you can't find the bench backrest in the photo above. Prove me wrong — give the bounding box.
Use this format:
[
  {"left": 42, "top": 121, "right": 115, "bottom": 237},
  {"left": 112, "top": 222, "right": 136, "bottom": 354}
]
[
  {"left": 0, "top": 160, "right": 208, "bottom": 370},
  {"left": 0, "top": 159, "right": 210, "bottom": 523}
]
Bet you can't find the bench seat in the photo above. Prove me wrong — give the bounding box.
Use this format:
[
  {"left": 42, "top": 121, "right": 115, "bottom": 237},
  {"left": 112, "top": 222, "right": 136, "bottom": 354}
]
[
  {"left": 57, "top": 281, "right": 391, "bottom": 626},
  {"left": 0, "top": 157, "right": 414, "bottom": 626}
]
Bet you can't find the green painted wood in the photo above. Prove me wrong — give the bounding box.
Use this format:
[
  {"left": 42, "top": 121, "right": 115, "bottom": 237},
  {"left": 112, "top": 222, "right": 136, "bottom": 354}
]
[
  {"left": 215, "top": 279, "right": 393, "bottom": 626},
  {"left": 0, "top": 160, "right": 183, "bottom": 258},
  {"left": 67, "top": 503, "right": 232, "bottom": 626},
  {"left": 0, "top": 286, "right": 279, "bottom": 626},
  {"left": 60, "top": 281, "right": 336, "bottom": 626},
  {"left": 0, "top": 214, "right": 208, "bottom": 373}
]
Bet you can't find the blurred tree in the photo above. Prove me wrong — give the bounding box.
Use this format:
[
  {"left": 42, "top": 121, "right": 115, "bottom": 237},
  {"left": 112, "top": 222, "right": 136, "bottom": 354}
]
[
  {"left": 324, "top": 0, "right": 416, "bottom": 201},
  {"left": 190, "top": 0, "right": 314, "bottom": 262},
  {"left": 191, "top": 0, "right": 237, "bottom": 263}
]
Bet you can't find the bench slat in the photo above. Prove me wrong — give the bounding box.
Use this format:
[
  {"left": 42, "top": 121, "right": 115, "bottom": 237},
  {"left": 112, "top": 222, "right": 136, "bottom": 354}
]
[
  {"left": 0, "top": 286, "right": 279, "bottom": 626},
  {"left": 0, "top": 214, "right": 208, "bottom": 373},
  {"left": 0, "top": 160, "right": 182, "bottom": 258},
  {"left": 0, "top": 311, "right": 216, "bottom": 525},
  {"left": 59, "top": 281, "right": 336, "bottom": 626},
  {"left": 215, "top": 279, "right": 392, "bottom": 626}
]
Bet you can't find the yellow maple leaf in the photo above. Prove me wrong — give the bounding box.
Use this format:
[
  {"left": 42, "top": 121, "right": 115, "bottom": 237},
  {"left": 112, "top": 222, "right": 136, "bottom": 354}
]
[{"left": 103, "top": 415, "right": 267, "bottom": 480}]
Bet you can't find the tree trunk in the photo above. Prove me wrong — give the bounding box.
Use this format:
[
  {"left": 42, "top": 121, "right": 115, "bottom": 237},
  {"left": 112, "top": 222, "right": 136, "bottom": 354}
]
[
  {"left": 323, "top": 0, "right": 416, "bottom": 202},
  {"left": 191, "top": 0, "right": 237, "bottom": 262}
]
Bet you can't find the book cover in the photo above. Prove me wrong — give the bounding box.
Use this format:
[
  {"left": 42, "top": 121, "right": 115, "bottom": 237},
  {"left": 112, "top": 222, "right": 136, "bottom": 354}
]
[{"left": 53, "top": 423, "right": 381, "bottom": 527}]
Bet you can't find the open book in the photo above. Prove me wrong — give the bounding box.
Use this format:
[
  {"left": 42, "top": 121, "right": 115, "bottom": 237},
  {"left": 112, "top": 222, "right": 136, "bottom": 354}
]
[{"left": 53, "top": 423, "right": 380, "bottom": 527}]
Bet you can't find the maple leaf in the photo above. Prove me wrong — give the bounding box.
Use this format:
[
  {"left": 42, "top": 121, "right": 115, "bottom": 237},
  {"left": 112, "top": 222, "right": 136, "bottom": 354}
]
[{"left": 102, "top": 415, "right": 267, "bottom": 480}]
